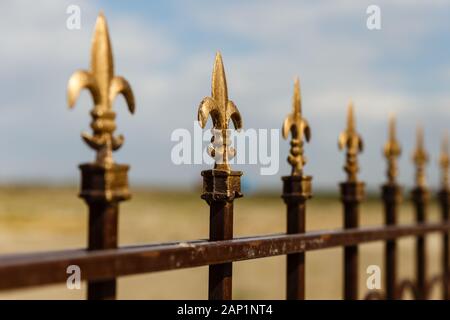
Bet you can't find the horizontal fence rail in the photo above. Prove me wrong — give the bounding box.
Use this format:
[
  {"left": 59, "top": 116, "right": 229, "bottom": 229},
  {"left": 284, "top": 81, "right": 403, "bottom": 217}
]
[{"left": 0, "top": 223, "right": 449, "bottom": 291}]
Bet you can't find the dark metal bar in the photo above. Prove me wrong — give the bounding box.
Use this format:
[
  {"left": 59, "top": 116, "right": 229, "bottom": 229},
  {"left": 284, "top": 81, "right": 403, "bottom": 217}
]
[
  {"left": 201, "top": 169, "right": 242, "bottom": 300},
  {"left": 87, "top": 201, "right": 118, "bottom": 300},
  {"left": 280, "top": 77, "right": 312, "bottom": 300},
  {"left": 197, "top": 52, "right": 243, "bottom": 300},
  {"left": 382, "top": 113, "right": 401, "bottom": 300},
  {"left": 282, "top": 176, "right": 312, "bottom": 300},
  {"left": 208, "top": 201, "right": 233, "bottom": 300},
  {"left": 337, "top": 103, "right": 364, "bottom": 300},
  {"left": 1, "top": 223, "right": 448, "bottom": 292},
  {"left": 286, "top": 200, "right": 306, "bottom": 300},
  {"left": 341, "top": 182, "right": 364, "bottom": 300},
  {"left": 382, "top": 184, "right": 401, "bottom": 299},
  {"left": 438, "top": 133, "right": 450, "bottom": 299},
  {"left": 412, "top": 186, "right": 428, "bottom": 299},
  {"left": 67, "top": 13, "right": 135, "bottom": 300},
  {"left": 79, "top": 163, "right": 131, "bottom": 300},
  {"left": 438, "top": 189, "right": 450, "bottom": 299},
  {"left": 411, "top": 125, "right": 429, "bottom": 299}
]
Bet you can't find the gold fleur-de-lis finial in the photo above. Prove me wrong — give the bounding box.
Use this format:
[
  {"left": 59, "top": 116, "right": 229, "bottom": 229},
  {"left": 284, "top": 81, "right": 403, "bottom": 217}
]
[
  {"left": 412, "top": 125, "right": 428, "bottom": 188},
  {"left": 338, "top": 101, "right": 363, "bottom": 182},
  {"left": 197, "top": 52, "right": 243, "bottom": 171},
  {"left": 282, "top": 77, "right": 311, "bottom": 175},
  {"left": 67, "top": 12, "right": 135, "bottom": 167},
  {"left": 383, "top": 113, "right": 401, "bottom": 184},
  {"left": 439, "top": 131, "right": 449, "bottom": 189}
]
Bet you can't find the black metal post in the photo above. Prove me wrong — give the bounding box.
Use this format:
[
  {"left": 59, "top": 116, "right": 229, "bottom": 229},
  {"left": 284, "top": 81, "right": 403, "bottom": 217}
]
[
  {"left": 411, "top": 186, "right": 428, "bottom": 299},
  {"left": 438, "top": 189, "right": 450, "bottom": 299},
  {"left": 341, "top": 181, "right": 364, "bottom": 300},
  {"left": 79, "top": 163, "right": 130, "bottom": 300},
  {"left": 282, "top": 175, "right": 312, "bottom": 300},
  {"left": 382, "top": 184, "right": 401, "bottom": 299},
  {"left": 202, "top": 169, "right": 242, "bottom": 300}
]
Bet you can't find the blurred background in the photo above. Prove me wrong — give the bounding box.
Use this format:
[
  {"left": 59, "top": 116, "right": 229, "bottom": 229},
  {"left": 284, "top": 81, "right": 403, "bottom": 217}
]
[{"left": 0, "top": 0, "right": 449, "bottom": 299}]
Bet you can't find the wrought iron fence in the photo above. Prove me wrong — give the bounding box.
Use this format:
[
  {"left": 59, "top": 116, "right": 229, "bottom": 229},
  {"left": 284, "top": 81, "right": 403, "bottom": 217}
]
[{"left": 0, "top": 13, "right": 448, "bottom": 300}]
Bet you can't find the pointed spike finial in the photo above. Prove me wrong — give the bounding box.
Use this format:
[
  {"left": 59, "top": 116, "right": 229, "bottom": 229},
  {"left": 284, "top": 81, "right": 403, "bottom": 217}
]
[
  {"left": 67, "top": 12, "right": 135, "bottom": 167},
  {"left": 91, "top": 11, "right": 114, "bottom": 101},
  {"left": 389, "top": 112, "right": 396, "bottom": 140},
  {"left": 412, "top": 124, "right": 428, "bottom": 188},
  {"left": 211, "top": 51, "right": 228, "bottom": 113},
  {"left": 383, "top": 113, "right": 401, "bottom": 184},
  {"left": 338, "top": 101, "right": 363, "bottom": 182},
  {"left": 439, "top": 130, "right": 450, "bottom": 189},
  {"left": 197, "top": 52, "right": 242, "bottom": 171},
  {"left": 417, "top": 125, "right": 424, "bottom": 147},
  {"left": 347, "top": 100, "right": 355, "bottom": 132},
  {"left": 282, "top": 77, "right": 311, "bottom": 176},
  {"left": 293, "top": 77, "right": 301, "bottom": 117}
]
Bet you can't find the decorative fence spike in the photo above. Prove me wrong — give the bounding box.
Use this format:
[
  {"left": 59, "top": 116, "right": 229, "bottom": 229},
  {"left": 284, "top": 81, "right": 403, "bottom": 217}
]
[
  {"left": 198, "top": 52, "right": 242, "bottom": 172},
  {"left": 67, "top": 12, "right": 135, "bottom": 167},
  {"left": 199, "top": 53, "right": 243, "bottom": 300},
  {"left": 412, "top": 125, "right": 428, "bottom": 188},
  {"left": 338, "top": 102, "right": 363, "bottom": 182},
  {"left": 282, "top": 77, "right": 311, "bottom": 176},
  {"left": 382, "top": 114, "right": 402, "bottom": 300},
  {"left": 438, "top": 131, "right": 450, "bottom": 300},
  {"left": 66, "top": 12, "right": 135, "bottom": 300},
  {"left": 410, "top": 125, "right": 429, "bottom": 299},
  {"left": 439, "top": 131, "right": 449, "bottom": 189},
  {"left": 281, "top": 77, "right": 312, "bottom": 300},
  {"left": 338, "top": 101, "right": 365, "bottom": 300},
  {"left": 383, "top": 114, "right": 401, "bottom": 184}
]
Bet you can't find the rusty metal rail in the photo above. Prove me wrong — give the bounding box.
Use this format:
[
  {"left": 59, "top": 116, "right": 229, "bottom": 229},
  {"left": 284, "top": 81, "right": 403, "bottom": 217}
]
[{"left": 0, "top": 223, "right": 448, "bottom": 291}]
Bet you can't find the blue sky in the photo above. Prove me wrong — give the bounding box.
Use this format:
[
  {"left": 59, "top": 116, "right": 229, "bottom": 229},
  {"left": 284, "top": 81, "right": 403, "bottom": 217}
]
[{"left": 0, "top": 1, "right": 449, "bottom": 192}]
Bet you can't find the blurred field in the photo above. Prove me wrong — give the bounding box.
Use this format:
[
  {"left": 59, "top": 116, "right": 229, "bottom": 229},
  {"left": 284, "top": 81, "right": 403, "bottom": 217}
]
[{"left": 0, "top": 186, "right": 445, "bottom": 299}]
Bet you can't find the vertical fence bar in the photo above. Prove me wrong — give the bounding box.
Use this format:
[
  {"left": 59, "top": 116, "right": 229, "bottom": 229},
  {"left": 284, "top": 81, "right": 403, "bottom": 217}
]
[
  {"left": 411, "top": 126, "right": 429, "bottom": 299},
  {"left": 202, "top": 170, "right": 242, "bottom": 300},
  {"left": 80, "top": 165, "right": 130, "bottom": 300},
  {"left": 197, "top": 53, "right": 243, "bottom": 300},
  {"left": 87, "top": 203, "right": 117, "bottom": 298},
  {"left": 382, "top": 114, "right": 402, "bottom": 300},
  {"left": 209, "top": 200, "right": 233, "bottom": 299},
  {"left": 67, "top": 13, "right": 135, "bottom": 300},
  {"left": 438, "top": 188, "right": 450, "bottom": 300},
  {"left": 338, "top": 102, "right": 364, "bottom": 300},
  {"left": 281, "top": 78, "right": 312, "bottom": 300},
  {"left": 438, "top": 133, "right": 450, "bottom": 299},
  {"left": 382, "top": 184, "right": 400, "bottom": 299},
  {"left": 411, "top": 187, "right": 428, "bottom": 299},
  {"left": 283, "top": 177, "right": 311, "bottom": 299},
  {"left": 341, "top": 182, "right": 364, "bottom": 299}
]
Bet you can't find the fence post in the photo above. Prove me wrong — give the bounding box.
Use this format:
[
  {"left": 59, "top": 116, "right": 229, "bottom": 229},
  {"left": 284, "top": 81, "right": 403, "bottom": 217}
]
[
  {"left": 411, "top": 126, "right": 429, "bottom": 299},
  {"left": 67, "top": 13, "right": 135, "bottom": 300},
  {"left": 382, "top": 114, "right": 402, "bottom": 300},
  {"left": 197, "top": 53, "right": 243, "bottom": 300},
  {"left": 438, "top": 132, "right": 450, "bottom": 299},
  {"left": 338, "top": 103, "right": 364, "bottom": 300},
  {"left": 281, "top": 78, "right": 312, "bottom": 300}
]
